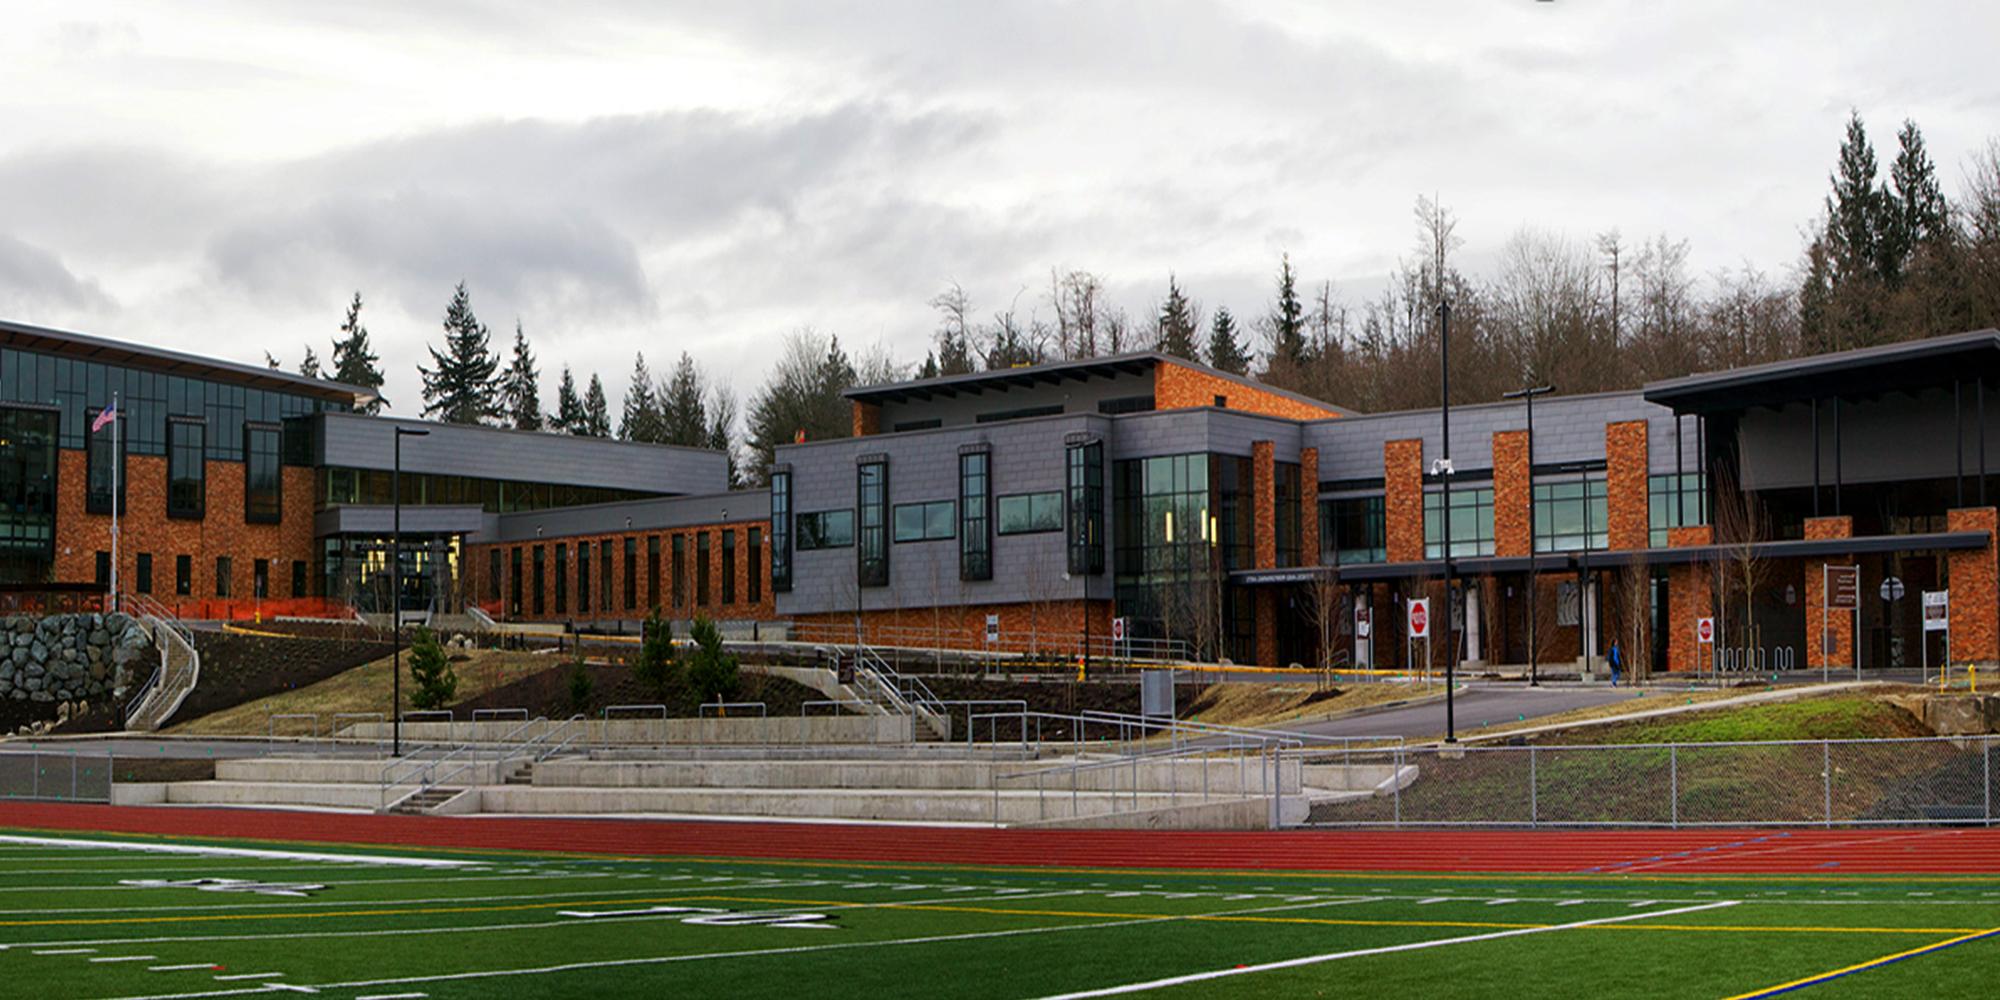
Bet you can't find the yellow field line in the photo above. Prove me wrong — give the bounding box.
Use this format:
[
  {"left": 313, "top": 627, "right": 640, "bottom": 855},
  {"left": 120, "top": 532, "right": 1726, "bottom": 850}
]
[{"left": 1722, "top": 925, "right": 2000, "bottom": 999}]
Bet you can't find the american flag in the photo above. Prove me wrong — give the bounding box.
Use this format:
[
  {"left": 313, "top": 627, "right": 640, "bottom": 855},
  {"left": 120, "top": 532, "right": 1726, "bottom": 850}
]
[{"left": 91, "top": 404, "right": 117, "bottom": 433}]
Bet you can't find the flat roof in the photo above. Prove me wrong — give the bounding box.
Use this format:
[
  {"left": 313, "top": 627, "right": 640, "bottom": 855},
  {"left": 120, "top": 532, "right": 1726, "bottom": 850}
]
[
  {"left": 1643, "top": 328, "right": 2000, "bottom": 415},
  {"left": 844, "top": 350, "right": 1351, "bottom": 415},
  {"left": 0, "top": 317, "right": 373, "bottom": 405}
]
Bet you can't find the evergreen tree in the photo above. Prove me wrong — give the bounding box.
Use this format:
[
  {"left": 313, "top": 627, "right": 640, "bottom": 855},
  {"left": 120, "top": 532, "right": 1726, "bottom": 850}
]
[
  {"left": 330, "top": 292, "right": 387, "bottom": 414},
  {"left": 405, "top": 626, "right": 458, "bottom": 711},
  {"left": 297, "top": 346, "right": 321, "bottom": 380},
  {"left": 1267, "top": 253, "right": 1309, "bottom": 368},
  {"left": 619, "top": 353, "right": 662, "bottom": 442},
  {"left": 1885, "top": 118, "right": 1949, "bottom": 283},
  {"left": 706, "top": 385, "right": 740, "bottom": 487},
  {"left": 1826, "top": 112, "right": 1885, "bottom": 287},
  {"left": 264, "top": 351, "right": 280, "bottom": 369},
  {"left": 420, "top": 282, "right": 501, "bottom": 425},
  {"left": 552, "top": 365, "right": 585, "bottom": 434},
  {"left": 582, "top": 373, "right": 612, "bottom": 437},
  {"left": 1207, "top": 306, "right": 1250, "bottom": 375},
  {"left": 660, "top": 353, "right": 708, "bottom": 447},
  {"left": 746, "top": 329, "right": 856, "bottom": 480},
  {"left": 917, "top": 351, "right": 941, "bottom": 380},
  {"left": 1156, "top": 274, "right": 1200, "bottom": 360},
  {"left": 498, "top": 322, "right": 543, "bottom": 432}
]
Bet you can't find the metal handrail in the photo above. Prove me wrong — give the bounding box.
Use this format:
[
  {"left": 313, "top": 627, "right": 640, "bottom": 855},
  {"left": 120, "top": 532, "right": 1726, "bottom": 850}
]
[
  {"left": 698, "top": 701, "right": 768, "bottom": 718},
  {"left": 473, "top": 708, "right": 531, "bottom": 724},
  {"left": 1075, "top": 709, "right": 1407, "bottom": 754},
  {"left": 378, "top": 714, "right": 540, "bottom": 809}
]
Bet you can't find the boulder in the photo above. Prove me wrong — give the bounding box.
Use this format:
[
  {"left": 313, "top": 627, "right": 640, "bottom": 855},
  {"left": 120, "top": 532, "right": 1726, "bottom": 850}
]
[{"left": 1926, "top": 695, "right": 2000, "bottom": 736}]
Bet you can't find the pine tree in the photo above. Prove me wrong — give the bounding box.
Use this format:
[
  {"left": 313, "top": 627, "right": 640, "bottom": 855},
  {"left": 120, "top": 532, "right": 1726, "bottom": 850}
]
[
  {"left": 660, "top": 353, "right": 708, "bottom": 447},
  {"left": 747, "top": 329, "right": 858, "bottom": 479},
  {"left": 330, "top": 292, "right": 387, "bottom": 414},
  {"left": 553, "top": 366, "right": 585, "bottom": 434},
  {"left": 706, "top": 386, "right": 740, "bottom": 487},
  {"left": 582, "top": 373, "right": 612, "bottom": 437},
  {"left": 917, "top": 351, "right": 940, "bottom": 380},
  {"left": 264, "top": 351, "right": 280, "bottom": 369},
  {"left": 420, "top": 282, "right": 501, "bottom": 425},
  {"left": 297, "top": 347, "right": 321, "bottom": 380},
  {"left": 619, "top": 353, "right": 662, "bottom": 442},
  {"left": 1156, "top": 274, "right": 1200, "bottom": 360},
  {"left": 1884, "top": 118, "right": 1948, "bottom": 284},
  {"left": 498, "top": 322, "right": 543, "bottom": 432},
  {"left": 1826, "top": 111, "right": 1885, "bottom": 285},
  {"left": 1207, "top": 306, "right": 1249, "bottom": 375},
  {"left": 1267, "top": 253, "right": 1309, "bottom": 370}
]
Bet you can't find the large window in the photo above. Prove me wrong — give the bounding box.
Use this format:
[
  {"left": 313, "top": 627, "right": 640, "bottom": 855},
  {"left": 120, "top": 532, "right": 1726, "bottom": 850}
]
[
  {"left": 893, "top": 500, "right": 954, "bottom": 542},
  {"left": 1649, "top": 472, "right": 1707, "bottom": 546},
  {"left": 1112, "top": 453, "right": 1210, "bottom": 582},
  {"left": 1066, "top": 440, "right": 1104, "bottom": 575},
  {"left": 748, "top": 527, "right": 763, "bottom": 604},
  {"left": 85, "top": 407, "right": 124, "bottom": 516},
  {"left": 796, "top": 510, "right": 854, "bottom": 549},
  {"left": 769, "top": 470, "right": 792, "bottom": 592},
  {"left": 959, "top": 452, "right": 991, "bottom": 581},
  {"left": 167, "top": 419, "right": 205, "bottom": 520},
  {"left": 175, "top": 554, "right": 191, "bottom": 596},
  {"left": 554, "top": 543, "right": 567, "bottom": 614},
  {"left": 599, "top": 539, "right": 612, "bottom": 612},
  {"left": 997, "top": 492, "right": 1061, "bottom": 534},
  {"left": 531, "top": 545, "right": 544, "bottom": 615},
  {"left": 318, "top": 467, "right": 656, "bottom": 513},
  {"left": 136, "top": 552, "right": 153, "bottom": 594},
  {"left": 1425, "top": 487, "right": 1495, "bottom": 558},
  {"left": 696, "top": 531, "right": 711, "bottom": 605},
  {"left": 1534, "top": 476, "right": 1608, "bottom": 553},
  {"left": 244, "top": 423, "right": 281, "bottom": 524},
  {"left": 624, "top": 537, "right": 638, "bottom": 610},
  {"left": 721, "top": 530, "right": 736, "bottom": 604},
  {"left": 857, "top": 460, "right": 888, "bottom": 587},
  {"left": 1274, "top": 461, "right": 1302, "bottom": 567},
  {"left": 672, "top": 534, "right": 686, "bottom": 608},
  {"left": 510, "top": 546, "right": 523, "bottom": 615},
  {"left": 215, "top": 556, "right": 231, "bottom": 597},
  {"left": 576, "top": 541, "right": 591, "bottom": 615},
  {"left": 0, "top": 407, "right": 58, "bottom": 579},
  {"left": 1321, "top": 495, "right": 1386, "bottom": 565},
  {"left": 647, "top": 535, "right": 661, "bottom": 610}
]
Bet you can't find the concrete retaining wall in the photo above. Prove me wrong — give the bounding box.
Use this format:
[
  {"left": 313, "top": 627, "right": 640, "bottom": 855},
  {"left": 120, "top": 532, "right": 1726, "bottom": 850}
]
[
  {"left": 474, "top": 784, "right": 1236, "bottom": 825},
  {"left": 341, "top": 714, "right": 913, "bottom": 746},
  {"left": 532, "top": 757, "right": 1298, "bottom": 796}
]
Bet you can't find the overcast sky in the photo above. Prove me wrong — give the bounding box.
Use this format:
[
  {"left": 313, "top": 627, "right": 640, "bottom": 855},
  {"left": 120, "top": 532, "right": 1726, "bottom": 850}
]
[{"left": 2, "top": 0, "right": 1996, "bottom": 418}]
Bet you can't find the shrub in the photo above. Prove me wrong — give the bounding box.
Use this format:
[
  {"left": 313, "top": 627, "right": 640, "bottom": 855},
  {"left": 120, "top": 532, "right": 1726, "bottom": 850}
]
[
  {"left": 567, "top": 658, "right": 593, "bottom": 714},
  {"left": 635, "top": 608, "right": 679, "bottom": 694},
  {"left": 685, "top": 615, "right": 739, "bottom": 705},
  {"left": 406, "top": 626, "right": 457, "bottom": 711}
]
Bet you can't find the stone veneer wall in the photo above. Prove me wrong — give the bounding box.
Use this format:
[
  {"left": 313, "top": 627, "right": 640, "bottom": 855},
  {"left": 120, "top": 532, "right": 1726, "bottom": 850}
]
[{"left": 0, "top": 613, "right": 152, "bottom": 705}]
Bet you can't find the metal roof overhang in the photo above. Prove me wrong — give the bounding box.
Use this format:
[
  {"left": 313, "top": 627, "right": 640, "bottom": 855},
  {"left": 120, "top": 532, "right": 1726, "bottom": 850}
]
[
  {"left": 1249, "top": 531, "right": 1989, "bottom": 584},
  {"left": 314, "top": 504, "right": 490, "bottom": 538},
  {"left": 846, "top": 356, "right": 1156, "bottom": 406},
  {"left": 0, "top": 318, "right": 371, "bottom": 406},
  {"left": 1642, "top": 328, "right": 2000, "bottom": 415}
]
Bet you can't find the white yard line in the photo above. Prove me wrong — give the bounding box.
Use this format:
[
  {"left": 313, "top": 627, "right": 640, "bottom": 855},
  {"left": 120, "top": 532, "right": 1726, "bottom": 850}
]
[
  {"left": 89, "top": 955, "right": 157, "bottom": 963},
  {"left": 1035, "top": 900, "right": 1742, "bottom": 999},
  {"left": 0, "top": 836, "right": 470, "bottom": 869}
]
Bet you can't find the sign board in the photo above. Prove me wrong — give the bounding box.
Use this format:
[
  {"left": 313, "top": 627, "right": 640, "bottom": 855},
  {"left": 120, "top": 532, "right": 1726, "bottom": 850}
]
[
  {"left": 1355, "top": 604, "right": 1372, "bottom": 639},
  {"left": 1880, "top": 576, "right": 1906, "bottom": 602},
  {"left": 1826, "top": 565, "right": 1861, "bottom": 610},
  {"left": 984, "top": 614, "right": 999, "bottom": 644},
  {"left": 1111, "top": 617, "right": 1127, "bottom": 643},
  {"left": 1696, "top": 617, "right": 1714, "bottom": 645},
  {"left": 1408, "top": 598, "right": 1430, "bottom": 639},
  {"left": 1924, "top": 590, "right": 1950, "bottom": 632}
]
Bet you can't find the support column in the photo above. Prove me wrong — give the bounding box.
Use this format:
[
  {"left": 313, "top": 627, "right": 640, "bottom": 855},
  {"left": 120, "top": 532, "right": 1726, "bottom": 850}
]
[
  {"left": 1804, "top": 515, "right": 1855, "bottom": 671},
  {"left": 1666, "top": 525, "right": 1713, "bottom": 672},
  {"left": 1300, "top": 447, "right": 1321, "bottom": 561},
  {"left": 1384, "top": 439, "right": 1425, "bottom": 563},
  {"left": 1252, "top": 440, "right": 1277, "bottom": 666},
  {"left": 1948, "top": 507, "right": 1998, "bottom": 665},
  {"left": 1492, "top": 430, "right": 1531, "bottom": 558},
  {"left": 850, "top": 401, "right": 880, "bottom": 437},
  {"left": 1606, "top": 420, "right": 1651, "bottom": 551}
]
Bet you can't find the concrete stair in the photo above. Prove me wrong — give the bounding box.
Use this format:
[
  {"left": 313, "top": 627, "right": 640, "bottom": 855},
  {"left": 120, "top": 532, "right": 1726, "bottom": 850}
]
[
  {"left": 389, "top": 786, "right": 463, "bottom": 815},
  {"left": 503, "top": 761, "right": 535, "bottom": 785}
]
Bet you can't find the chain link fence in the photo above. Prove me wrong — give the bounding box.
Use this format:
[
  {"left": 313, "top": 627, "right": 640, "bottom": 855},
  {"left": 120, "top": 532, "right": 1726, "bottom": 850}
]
[
  {"left": 0, "top": 751, "right": 113, "bottom": 803},
  {"left": 1311, "top": 736, "right": 2000, "bottom": 827}
]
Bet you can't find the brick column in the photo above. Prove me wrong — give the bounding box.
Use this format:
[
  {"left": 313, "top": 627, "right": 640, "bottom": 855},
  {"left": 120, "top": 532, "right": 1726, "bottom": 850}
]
[
  {"left": 1666, "top": 525, "right": 1713, "bottom": 672},
  {"left": 1252, "top": 440, "right": 1277, "bottom": 666},
  {"left": 1300, "top": 447, "right": 1321, "bottom": 563},
  {"left": 1384, "top": 439, "right": 1425, "bottom": 563},
  {"left": 1605, "top": 420, "right": 1650, "bottom": 551},
  {"left": 1803, "top": 515, "right": 1855, "bottom": 671},
  {"left": 851, "top": 401, "right": 880, "bottom": 437},
  {"left": 1492, "top": 430, "right": 1530, "bottom": 558},
  {"left": 1948, "top": 507, "right": 1998, "bottom": 664}
]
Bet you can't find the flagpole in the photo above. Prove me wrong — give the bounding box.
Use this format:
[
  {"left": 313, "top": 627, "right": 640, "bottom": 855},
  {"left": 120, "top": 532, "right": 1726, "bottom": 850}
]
[{"left": 110, "top": 392, "right": 119, "bottom": 613}]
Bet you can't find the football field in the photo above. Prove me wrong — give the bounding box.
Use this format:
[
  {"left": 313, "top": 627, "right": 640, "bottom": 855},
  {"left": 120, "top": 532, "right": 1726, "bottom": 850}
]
[{"left": 2, "top": 829, "right": 1998, "bottom": 999}]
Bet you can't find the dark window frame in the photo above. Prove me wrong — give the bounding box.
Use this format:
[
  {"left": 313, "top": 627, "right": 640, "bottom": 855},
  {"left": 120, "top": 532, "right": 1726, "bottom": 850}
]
[
  {"left": 997, "top": 492, "right": 1062, "bottom": 535},
  {"left": 892, "top": 499, "right": 955, "bottom": 543},
  {"left": 215, "top": 555, "right": 232, "bottom": 598},
  {"left": 243, "top": 421, "right": 282, "bottom": 525},
  {"left": 175, "top": 554, "right": 191, "bottom": 596},
  {"left": 85, "top": 407, "right": 126, "bottom": 516},
  {"left": 857, "top": 460, "right": 888, "bottom": 587},
  {"left": 166, "top": 418, "right": 206, "bottom": 520},
  {"left": 795, "top": 509, "right": 855, "bottom": 550},
  {"left": 136, "top": 552, "right": 154, "bottom": 595},
  {"left": 748, "top": 527, "right": 763, "bottom": 604},
  {"left": 624, "top": 537, "right": 638, "bottom": 611},
  {"left": 769, "top": 470, "right": 793, "bottom": 592},
  {"left": 959, "top": 452, "right": 991, "bottom": 581},
  {"left": 1066, "top": 440, "right": 1105, "bottom": 575},
  {"left": 721, "top": 529, "right": 736, "bottom": 605},
  {"left": 695, "top": 531, "right": 711, "bottom": 606}
]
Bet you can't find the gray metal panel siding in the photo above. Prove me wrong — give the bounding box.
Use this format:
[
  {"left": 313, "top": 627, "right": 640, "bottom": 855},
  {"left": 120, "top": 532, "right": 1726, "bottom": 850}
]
[
  {"left": 875, "top": 369, "right": 1154, "bottom": 430},
  {"left": 313, "top": 505, "right": 490, "bottom": 537},
  {"left": 478, "top": 490, "right": 772, "bottom": 543},
  {"left": 316, "top": 412, "right": 726, "bottom": 495},
  {"left": 1304, "top": 392, "right": 1681, "bottom": 481}
]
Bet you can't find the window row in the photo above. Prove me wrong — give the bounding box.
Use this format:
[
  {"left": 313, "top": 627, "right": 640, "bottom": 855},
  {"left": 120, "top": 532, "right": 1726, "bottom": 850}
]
[
  {"left": 493, "top": 529, "right": 762, "bottom": 618},
  {"left": 103, "top": 550, "right": 307, "bottom": 599},
  {"left": 82, "top": 414, "right": 285, "bottom": 524},
  {"left": 320, "top": 467, "right": 658, "bottom": 513}
]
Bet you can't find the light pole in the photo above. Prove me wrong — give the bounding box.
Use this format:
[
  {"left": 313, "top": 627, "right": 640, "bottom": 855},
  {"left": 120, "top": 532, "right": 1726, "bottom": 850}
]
[
  {"left": 391, "top": 425, "right": 430, "bottom": 758},
  {"left": 1503, "top": 384, "right": 1554, "bottom": 686},
  {"left": 1437, "top": 299, "right": 1457, "bottom": 743}
]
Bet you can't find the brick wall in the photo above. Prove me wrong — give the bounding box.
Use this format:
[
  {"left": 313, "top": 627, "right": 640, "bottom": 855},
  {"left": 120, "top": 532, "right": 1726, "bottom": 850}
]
[
  {"left": 1803, "top": 515, "right": 1855, "bottom": 671},
  {"left": 1300, "top": 447, "right": 1320, "bottom": 563},
  {"left": 791, "top": 599, "right": 1112, "bottom": 654},
  {"left": 468, "top": 519, "right": 776, "bottom": 624},
  {"left": 1948, "top": 507, "right": 1998, "bottom": 664},
  {"left": 1606, "top": 420, "right": 1650, "bottom": 551},
  {"left": 1153, "top": 361, "right": 1345, "bottom": 420},
  {"left": 1491, "top": 430, "right": 1530, "bottom": 557},
  {"left": 54, "top": 452, "right": 317, "bottom": 610},
  {"left": 1251, "top": 440, "right": 1276, "bottom": 666},
  {"left": 1666, "top": 525, "right": 1713, "bottom": 672},
  {"left": 1384, "top": 439, "right": 1424, "bottom": 562},
  {"left": 851, "top": 401, "right": 880, "bottom": 437}
]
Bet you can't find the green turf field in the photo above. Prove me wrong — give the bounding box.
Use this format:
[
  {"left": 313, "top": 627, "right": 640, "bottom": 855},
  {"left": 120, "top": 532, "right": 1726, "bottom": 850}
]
[{"left": 0, "top": 832, "right": 1997, "bottom": 999}]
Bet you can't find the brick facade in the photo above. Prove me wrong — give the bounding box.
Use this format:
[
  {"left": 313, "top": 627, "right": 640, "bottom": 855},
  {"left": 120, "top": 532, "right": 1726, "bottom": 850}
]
[
  {"left": 792, "top": 599, "right": 1113, "bottom": 657},
  {"left": 1947, "top": 507, "right": 1998, "bottom": 664},
  {"left": 1666, "top": 525, "right": 1714, "bottom": 672},
  {"left": 1384, "top": 439, "right": 1425, "bottom": 563},
  {"left": 851, "top": 401, "right": 881, "bottom": 438},
  {"left": 1491, "top": 430, "right": 1530, "bottom": 557},
  {"left": 1153, "top": 361, "right": 1346, "bottom": 420},
  {"left": 1251, "top": 440, "right": 1277, "bottom": 666},
  {"left": 1803, "top": 515, "right": 1856, "bottom": 671},
  {"left": 1605, "top": 420, "right": 1651, "bottom": 551},
  {"left": 1299, "top": 447, "right": 1320, "bottom": 564},
  {"left": 467, "top": 519, "right": 776, "bottom": 625}
]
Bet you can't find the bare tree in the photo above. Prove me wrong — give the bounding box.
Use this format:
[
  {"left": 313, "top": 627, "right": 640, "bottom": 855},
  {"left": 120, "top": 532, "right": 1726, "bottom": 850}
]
[{"left": 1711, "top": 464, "right": 1769, "bottom": 666}]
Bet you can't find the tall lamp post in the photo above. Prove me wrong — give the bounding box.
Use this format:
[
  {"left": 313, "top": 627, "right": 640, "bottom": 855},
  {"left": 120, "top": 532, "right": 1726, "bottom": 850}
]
[
  {"left": 391, "top": 426, "right": 430, "bottom": 758},
  {"left": 1436, "top": 299, "right": 1457, "bottom": 743},
  {"left": 1503, "top": 384, "right": 1554, "bottom": 686}
]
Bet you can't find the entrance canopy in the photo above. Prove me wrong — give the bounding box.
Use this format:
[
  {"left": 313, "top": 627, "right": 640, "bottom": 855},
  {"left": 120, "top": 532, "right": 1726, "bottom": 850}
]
[{"left": 1643, "top": 328, "right": 2000, "bottom": 415}]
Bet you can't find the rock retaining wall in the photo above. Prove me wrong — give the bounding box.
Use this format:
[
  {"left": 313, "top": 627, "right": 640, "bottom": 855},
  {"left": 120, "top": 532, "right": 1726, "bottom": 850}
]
[{"left": 0, "top": 613, "right": 152, "bottom": 705}]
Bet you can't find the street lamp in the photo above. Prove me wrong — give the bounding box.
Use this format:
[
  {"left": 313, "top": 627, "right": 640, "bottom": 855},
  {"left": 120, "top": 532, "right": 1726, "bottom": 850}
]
[
  {"left": 1437, "top": 298, "right": 1457, "bottom": 743},
  {"left": 1503, "top": 384, "right": 1554, "bottom": 686},
  {"left": 391, "top": 425, "right": 430, "bottom": 758}
]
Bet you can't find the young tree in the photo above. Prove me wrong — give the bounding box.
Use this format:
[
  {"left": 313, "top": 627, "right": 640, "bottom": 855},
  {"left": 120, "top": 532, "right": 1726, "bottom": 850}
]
[
  {"left": 685, "top": 615, "right": 740, "bottom": 704},
  {"left": 618, "top": 353, "right": 662, "bottom": 442},
  {"left": 405, "top": 626, "right": 458, "bottom": 711},
  {"left": 1207, "top": 306, "right": 1250, "bottom": 374},
  {"left": 745, "top": 329, "right": 855, "bottom": 480},
  {"left": 330, "top": 292, "right": 387, "bottom": 414},
  {"left": 297, "top": 346, "right": 321, "bottom": 380},
  {"left": 582, "top": 373, "right": 612, "bottom": 437},
  {"left": 633, "top": 609, "right": 679, "bottom": 695},
  {"left": 552, "top": 365, "right": 585, "bottom": 435},
  {"left": 498, "top": 322, "right": 543, "bottom": 432},
  {"left": 420, "top": 282, "right": 501, "bottom": 425},
  {"left": 1155, "top": 274, "right": 1201, "bottom": 360},
  {"left": 660, "top": 352, "right": 708, "bottom": 448}
]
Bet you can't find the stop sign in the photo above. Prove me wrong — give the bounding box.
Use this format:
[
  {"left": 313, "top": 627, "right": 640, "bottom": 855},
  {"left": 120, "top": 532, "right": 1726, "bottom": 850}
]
[
  {"left": 1697, "top": 617, "right": 1714, "bottom": 644},
  {"left": 1408, "top": 598, "right": 1430, "bottom": 639}
]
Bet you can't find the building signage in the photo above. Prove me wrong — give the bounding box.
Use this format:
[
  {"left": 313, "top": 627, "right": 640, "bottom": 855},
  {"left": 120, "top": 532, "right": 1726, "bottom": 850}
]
[
  {"left": 985, "top": 614, "right": 1000, "bottom": 644},
  {"left": 1826, "top": 566, "right": 1861, "bottom": 610},
  {"left": 1923, "top": 590, "right": 1950, "bottom": 632},
  {"left": 1355, "top": 604, "right": 1372, "bottom": 639}
]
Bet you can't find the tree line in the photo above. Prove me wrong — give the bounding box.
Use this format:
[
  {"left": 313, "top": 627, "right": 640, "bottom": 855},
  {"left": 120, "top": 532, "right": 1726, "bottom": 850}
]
[{"left": 275, "top": 111, "right": 2000, "bottom": 486}]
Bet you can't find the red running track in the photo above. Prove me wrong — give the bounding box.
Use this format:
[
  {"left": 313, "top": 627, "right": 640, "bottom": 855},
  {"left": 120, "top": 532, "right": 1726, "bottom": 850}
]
[{"left": 5, "top": 803, "right": 2000, "bottom": 875}]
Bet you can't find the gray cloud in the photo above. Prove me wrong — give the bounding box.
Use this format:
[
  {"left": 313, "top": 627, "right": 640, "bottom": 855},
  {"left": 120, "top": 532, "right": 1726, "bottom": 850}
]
[{"left": 0, "top": 235, "right": 112, "bottom": 314}]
